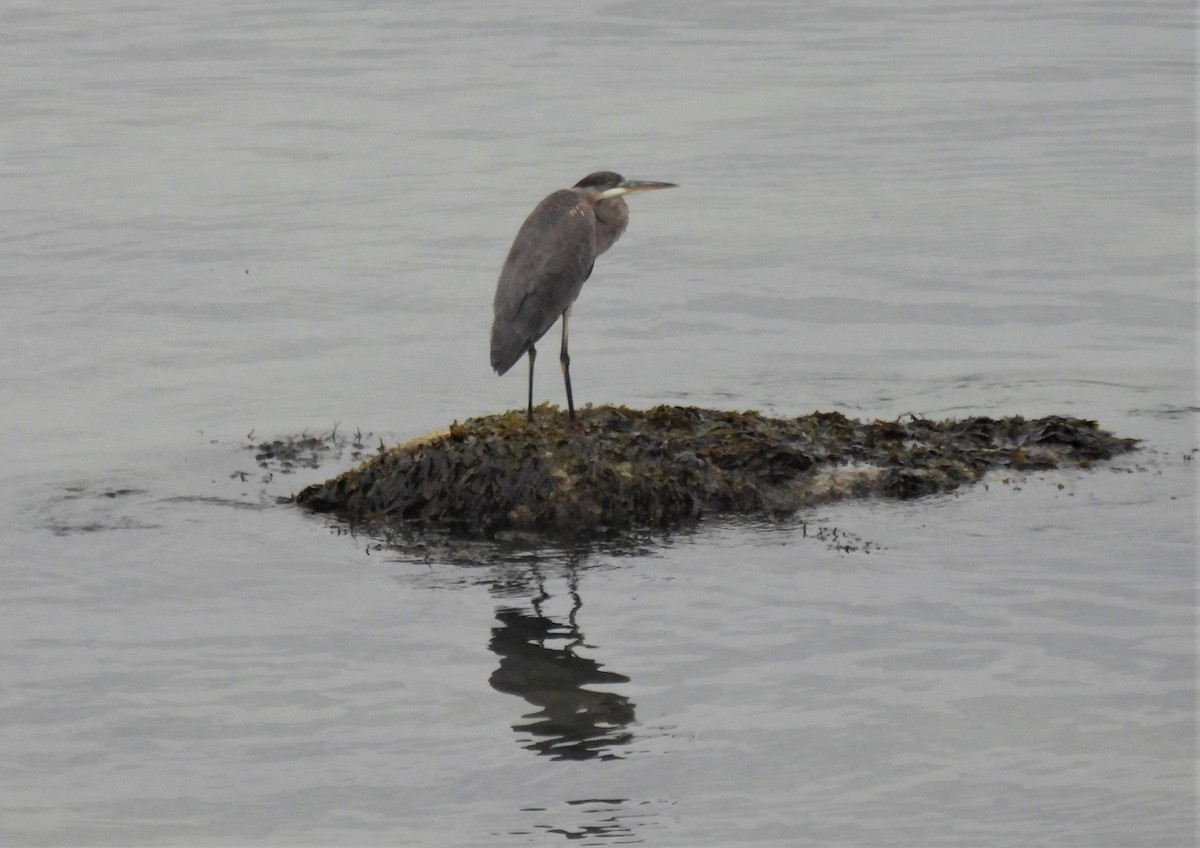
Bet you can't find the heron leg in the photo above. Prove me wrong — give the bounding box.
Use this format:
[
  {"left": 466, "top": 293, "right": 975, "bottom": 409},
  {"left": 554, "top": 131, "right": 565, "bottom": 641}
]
[
  {"left": 526, "top": 346, "right": 536, "bottom": 422},
  {"left": 560, "top": 306, "right": 575, "bottom": 421}
]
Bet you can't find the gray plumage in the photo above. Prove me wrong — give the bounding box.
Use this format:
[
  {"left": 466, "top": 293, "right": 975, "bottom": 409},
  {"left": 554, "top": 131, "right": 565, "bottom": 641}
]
[{"left": 490, "top": 171, "right": 676, "bottom": 421}]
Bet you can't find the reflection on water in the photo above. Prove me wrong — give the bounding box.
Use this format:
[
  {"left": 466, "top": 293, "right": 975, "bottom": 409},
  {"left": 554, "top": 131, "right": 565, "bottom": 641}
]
[
  {"left": 522, "top": 797, "right": 650, "bottom": 844},
  {"left": 487, "top": 566, "right": 635, "bottom": 761}
]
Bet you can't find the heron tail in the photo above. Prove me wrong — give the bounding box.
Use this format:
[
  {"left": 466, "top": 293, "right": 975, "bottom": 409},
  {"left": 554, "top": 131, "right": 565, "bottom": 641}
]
[{"left": 490, "top": 317, "right": 528, "bottom": 375}]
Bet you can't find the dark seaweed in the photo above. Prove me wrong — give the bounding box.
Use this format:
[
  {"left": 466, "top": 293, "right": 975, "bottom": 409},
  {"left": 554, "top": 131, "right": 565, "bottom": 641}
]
[{"left": 294, "top": 405, "right": 1137, "bottom": 541}]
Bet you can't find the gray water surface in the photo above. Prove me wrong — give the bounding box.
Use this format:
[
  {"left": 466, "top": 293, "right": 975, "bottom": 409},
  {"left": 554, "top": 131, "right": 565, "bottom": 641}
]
[{"left": 1, "top": 2, "right": 1195, "bottom": 846}]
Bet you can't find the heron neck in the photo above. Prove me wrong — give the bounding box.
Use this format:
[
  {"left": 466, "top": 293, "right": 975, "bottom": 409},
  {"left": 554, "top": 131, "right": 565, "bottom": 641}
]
[{"left": 593, "top": 197, "right": 630, "bottom": 256}]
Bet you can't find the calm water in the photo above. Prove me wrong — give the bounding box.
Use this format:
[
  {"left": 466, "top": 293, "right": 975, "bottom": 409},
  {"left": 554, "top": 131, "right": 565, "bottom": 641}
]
[{"left": 1, "top": 1, "right": 1195, "bottom": 845}]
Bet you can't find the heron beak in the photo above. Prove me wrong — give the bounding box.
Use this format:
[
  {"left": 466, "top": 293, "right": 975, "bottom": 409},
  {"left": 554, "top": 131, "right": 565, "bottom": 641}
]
[{"left": 597, "top": 179, "right": 678, "bottom": 200}]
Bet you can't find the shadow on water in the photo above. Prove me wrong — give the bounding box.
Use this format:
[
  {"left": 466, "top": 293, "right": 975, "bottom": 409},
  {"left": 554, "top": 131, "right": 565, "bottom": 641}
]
[{"left": 486, "top": 562, "right": 635, "bottom": 762}]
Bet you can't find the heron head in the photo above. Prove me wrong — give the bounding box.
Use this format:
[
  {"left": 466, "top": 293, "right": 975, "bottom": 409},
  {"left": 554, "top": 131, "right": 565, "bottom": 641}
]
[{"left": 574, "top": 171, "right": 678, "bottom": 200}]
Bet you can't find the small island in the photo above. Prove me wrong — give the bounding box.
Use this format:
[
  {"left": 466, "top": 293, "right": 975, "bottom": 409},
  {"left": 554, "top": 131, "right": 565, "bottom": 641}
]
[{"left": 293, "top": 405, "right": 1137, "bottom": 540}]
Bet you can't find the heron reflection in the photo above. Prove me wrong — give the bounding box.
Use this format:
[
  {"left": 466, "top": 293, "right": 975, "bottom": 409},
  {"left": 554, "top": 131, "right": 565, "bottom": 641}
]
[{"left": 487, "top": 570, "right": 634, "bottom": 760}]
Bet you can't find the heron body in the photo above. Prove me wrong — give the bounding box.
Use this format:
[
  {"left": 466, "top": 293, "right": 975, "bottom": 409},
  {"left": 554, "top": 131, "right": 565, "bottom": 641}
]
[{"left": 490, "top": 171, "right": 676, "bottom": 421}]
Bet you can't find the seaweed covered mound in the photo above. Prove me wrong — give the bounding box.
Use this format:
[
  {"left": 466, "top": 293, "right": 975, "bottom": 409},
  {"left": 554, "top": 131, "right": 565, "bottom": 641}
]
[{"left": 294, "top": 405, "right": 1136, "bottom": 538}]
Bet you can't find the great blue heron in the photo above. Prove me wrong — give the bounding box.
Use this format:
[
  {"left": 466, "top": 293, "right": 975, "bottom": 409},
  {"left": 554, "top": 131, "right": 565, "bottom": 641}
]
[{"left": 490, "top": 171, "right": 677, "bottom": 422}]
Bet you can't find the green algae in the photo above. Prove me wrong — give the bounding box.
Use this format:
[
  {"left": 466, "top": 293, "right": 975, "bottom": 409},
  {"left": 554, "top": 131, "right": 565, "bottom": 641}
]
[{"left": 293, "top": 404, "right": 1137, "bottom": 541}]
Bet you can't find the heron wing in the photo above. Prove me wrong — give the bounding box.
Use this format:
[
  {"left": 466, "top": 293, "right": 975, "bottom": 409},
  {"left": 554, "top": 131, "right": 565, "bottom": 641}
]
[{"left": 490, "top": 190, "right": 596, "bottom": 374}]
